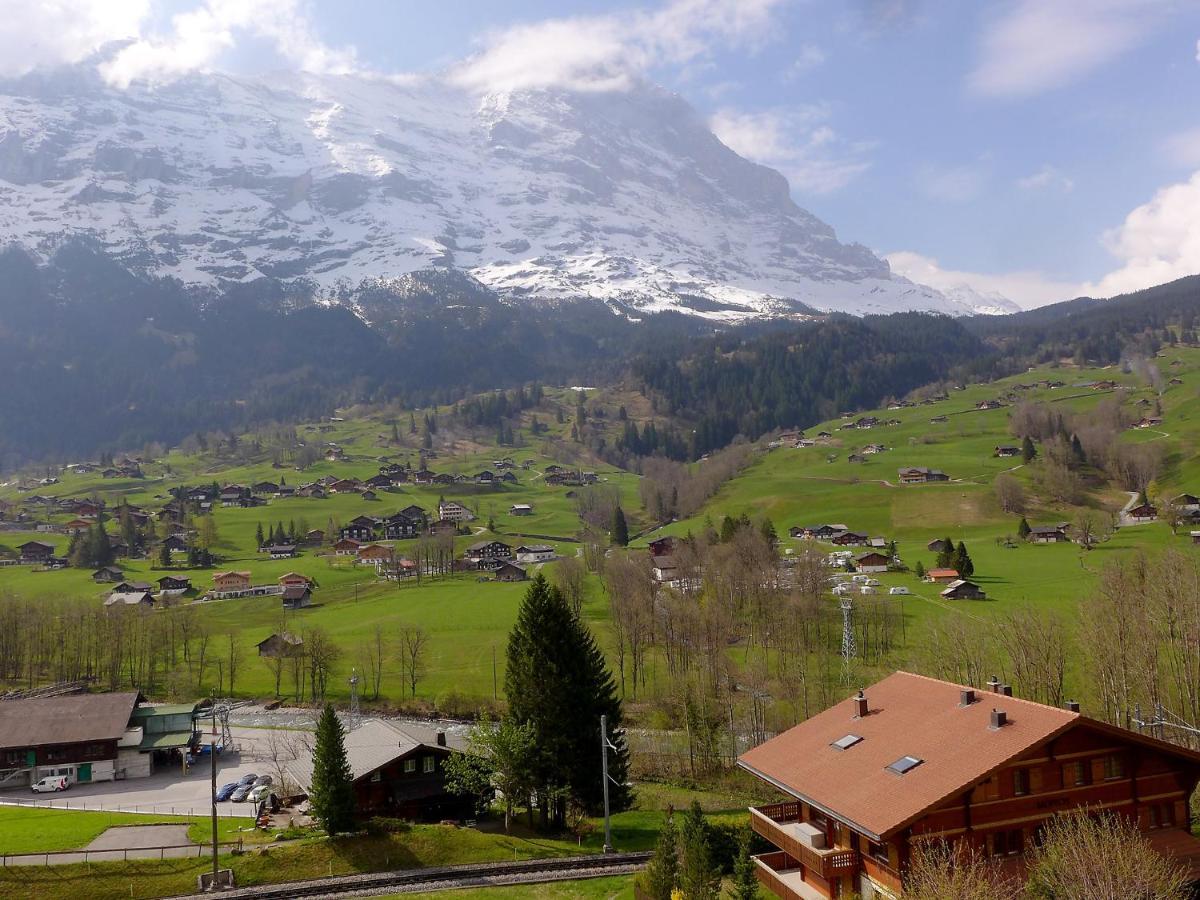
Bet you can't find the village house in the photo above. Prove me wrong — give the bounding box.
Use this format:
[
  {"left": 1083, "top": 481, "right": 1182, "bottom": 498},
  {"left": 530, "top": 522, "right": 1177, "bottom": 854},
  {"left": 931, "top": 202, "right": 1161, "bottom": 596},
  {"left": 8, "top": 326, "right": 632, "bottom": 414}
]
[
  {"left": 976, "top": 399, "right": 1003, "bottom": 410},
  {"left": 18, "top": 540, "right": 55, "bottom": 563},
  {"left": 516, "top": 544, "right": 556, "bottom": 564},
  {"left": 251, "top": 481, "right": 279, "bottom": 495},
  {"left": 333, "top": 538, "right": 361, "bottom": 556},
  {"left": 831, "top": 531, "right": 870, "bottom": 547},
  {"left": 264, "top": 544, "right": 297, "bottom": 559},
  {"left": 1027, "top": 524, "right": 1069, "bottom": 544},
  {"left": 282, "top": 584, "right": 313, "bottom": 609},
  {"left": 303, "top": 528, "right": 326, "bottom": 545},
  {"left": 104, "top": 590, "right": 156, "bottom": 608},
  {"left": 941, "top": 579, "right": 987, "bottom": 600},
  {"left": 329, "top": 477, "right": 362, "bottom": 494},
  {"left": 853, "top": 552, "right": 890, "bottom": 574},
  {"left": 847, "top": 453, "right": 866, "bottom": 464},
  {"left": 493, "top": 562, "right": 528, "bottom": 582},
  {"left": 648, "top": 535, "right": 681, "bottom": 557},
  {"left": 652, "top": 555, "right": 679, "bottom": 584},
  {"left": 257, "top": 632, "right": 303, "bottom": 658},
  {"left": 357, "top": 544, "right": 394, "bottom": 565},
  {"left": 465, "top": 541, "right": 514, "bottom": 569},
  {"left": 509, "top": 503, "right": 534, "bottom": 516},
  {"left": 437, "top": 500, "right": 475, "bottom": 523},
  {"left": 63, "top": 518, "right": 94, "bottom": 535},
  {"left": 340, "top": 516, "right": 377, "bottom": 542},
  {"left": 1128, "top": 503, "right": 1159, "bottom": 523},
  {"left": 384, "top": 512, "right": 421, "bottom": 540},
  {"left": 739, "top": 672, "right": 1200, "bottom": 900},
  {"left": 211, "top": 571, "right": 253, "bottom": 594},
  {"left": 111, "top": 580, "right": 153, "bottom": 595},
  {"left": 278, "top": 572, "right": 312, "bottom": 589},
  {"left": 1173, "top": 493, "right": 1200, "bottom": 513},
  {"left": 286, "top": 719, "right": 473, "bottom": 820},
  {"left": 91, "top": 566, "right": 125, "bottom": 583},
  {"left": 156, "top": 575, "right": 191, "bottom": 596},
  {"left": 994, "top": 445, "right": 1021, "bottom": 458},
  {"left": 924, "top": 568, "right": 960, "bottom": 584},
  {"left": 360, "top": 489, "right": 378, "bottom": 502},
  {"left": 897, "top": 467, "right": 949, "bottom": 484},
  {"left": 364, "top": 474, "right": 394, "bottom": 490},
  {"left": 162, "top": 535, "right": 188, "bottom": 555}
]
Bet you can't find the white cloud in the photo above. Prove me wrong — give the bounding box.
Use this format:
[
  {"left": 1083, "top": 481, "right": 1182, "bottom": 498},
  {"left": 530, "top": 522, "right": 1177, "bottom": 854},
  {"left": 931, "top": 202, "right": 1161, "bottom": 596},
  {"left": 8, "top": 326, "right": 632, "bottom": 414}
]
[
  {"left": 885, "top": 251, "right": 1083, "bottom": 309},
  {"left": 710, "top": 106, "right": 871, "bottom": 194},
  {"left": 450, "top": 0, "right": 786, "bottom": 93},
  {"left": 916, "top": 161, "right": 989, "bottom": 203},
  {"left": 1016, "top": 164, "right": 1074, "bottom": 192},
  {"left": 1083, "top": 170, "right": 1200, "bottom": 296},
  {"left": 969, "top": 0, "right": 1172, "bottom": 98},
  {"left": 99, "top": 0, "right": 357, "bottom": 87},
  {"left": 0, "top": 0, "right": 150, "bottom": 76},
  {"left": 783, "top": 44, "right": 827, "bottom": 80}
]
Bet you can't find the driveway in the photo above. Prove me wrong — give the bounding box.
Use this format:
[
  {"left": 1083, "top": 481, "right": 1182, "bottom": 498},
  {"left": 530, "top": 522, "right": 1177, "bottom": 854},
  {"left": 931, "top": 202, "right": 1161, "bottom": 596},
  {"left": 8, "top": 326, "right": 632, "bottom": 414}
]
[
  {"left": 4, "top": 824, "right": 199, "bottom": 866},
  {"left": 0, "top": 725, "right": 289, "bottom": 818}
]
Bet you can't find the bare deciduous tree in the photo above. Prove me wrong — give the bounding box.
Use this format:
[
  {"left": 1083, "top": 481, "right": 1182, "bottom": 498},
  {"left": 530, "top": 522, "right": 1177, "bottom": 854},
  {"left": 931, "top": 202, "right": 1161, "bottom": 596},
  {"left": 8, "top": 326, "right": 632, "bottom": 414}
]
[{"left": 397, "top": 624, "right": 429, "bottom": 698}]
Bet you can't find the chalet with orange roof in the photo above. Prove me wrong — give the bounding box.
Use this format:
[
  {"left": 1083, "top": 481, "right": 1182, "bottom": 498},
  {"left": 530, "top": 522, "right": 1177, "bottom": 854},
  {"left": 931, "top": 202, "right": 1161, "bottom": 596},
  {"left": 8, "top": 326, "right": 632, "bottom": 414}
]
[{"left": 739, "top": 672, "right": 1200, "bottom": 899}]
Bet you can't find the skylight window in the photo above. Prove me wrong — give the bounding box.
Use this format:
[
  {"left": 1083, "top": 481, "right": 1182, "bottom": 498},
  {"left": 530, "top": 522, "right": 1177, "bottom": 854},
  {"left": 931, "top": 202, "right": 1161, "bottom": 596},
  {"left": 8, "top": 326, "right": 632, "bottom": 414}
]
[
  {"left": 887, "top": 755, "right": 923, "bottom": 775},
  {"left": 831, "top": 734, "right": 863, "bottom": 751}
]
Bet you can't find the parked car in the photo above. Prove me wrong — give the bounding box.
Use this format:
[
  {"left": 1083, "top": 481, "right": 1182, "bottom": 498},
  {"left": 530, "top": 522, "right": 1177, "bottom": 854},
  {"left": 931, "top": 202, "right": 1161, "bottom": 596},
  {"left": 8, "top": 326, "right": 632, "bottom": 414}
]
[
  {"left": 247, "top": 785, "right": 273, "bottom": 804},
  {"left": 215, "top": 782, "right": 239, "bottom": 801},
  {"left": 231, "top": 784, "right": 254, "bottom": 802},
  {"left": 32, "top": 776, "right": 68, "bottom": 793},
  {"left": 253, "top": 775, "right": 273, "bottom": 787},
  {"left": 237, "top": 772, "right": 258, "bottom": 786},
  {"left": 888, "top": 586, "right": 911, "bottom": 595}
]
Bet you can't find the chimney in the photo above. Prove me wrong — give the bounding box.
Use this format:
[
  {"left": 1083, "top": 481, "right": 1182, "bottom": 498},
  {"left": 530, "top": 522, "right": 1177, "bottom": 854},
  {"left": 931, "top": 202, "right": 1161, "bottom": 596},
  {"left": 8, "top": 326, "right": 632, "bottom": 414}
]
[
  {"left": 986, "top": 676, "right": 1001, "bottom": 693},
  {"left": 436, "top": 731, "right": 447, "bottom": 747},
  {"left": 990, "top": 709, "right": 1008, "bottom": 730},
  {"left": 1001, "top": 684, "right": 1013, "bottom": 697},
  {"left": 853, "top": 689, "right": 868, "bottom": 719},
  {"left": 1064, "top": 700, "right": 1080, "bottom": 713},
  {"left": 959, "top": 689, "right": 976, "bottom": 707}
]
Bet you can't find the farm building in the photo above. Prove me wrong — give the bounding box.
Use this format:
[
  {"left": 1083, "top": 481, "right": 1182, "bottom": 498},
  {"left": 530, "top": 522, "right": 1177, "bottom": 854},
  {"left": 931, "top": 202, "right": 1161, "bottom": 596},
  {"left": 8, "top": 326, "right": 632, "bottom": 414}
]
[
  {"left": 494, "top": 562, "right": 528, "bottom": 582},
  {"left": 257, "top": 632, "right": 303, "bottom": 658},
  {"left": 509, "top": 503, "right": 534, "bottom": 516},
  {"left": 739, "top": 672, "right": 1200, "bottom": 899},
  {"left": 515, "top": 545, "right": 556, "bottom": 564},
  {"left": 924, "top": 568, "right": 960, "bottom": 584},
  {"left": 1027, "top": 525, "right": 1069, "bottom": 544},
  {"left": 853, "top": 552, "right": 890, "bottom": 574},
  {"left": 282, "top": 584, "right": 313, "bottom": 609},
  {"left": 897, "top": 467, "right": 949, "bottom": 484},
  {"left": 157, "top": 575, "right": 192, "bottom": 596},
  {"left": 1128, "top": 503, "right": 1158, "bottom": 523},
  {"left": 437, "top": 501, "right": 475, "bottom": 523},
  {"left": 285, "top": 719, "right": 474, "bottom": 820},
  {"left": 941, "top": 579, "right": 987, "bottom": 600}
]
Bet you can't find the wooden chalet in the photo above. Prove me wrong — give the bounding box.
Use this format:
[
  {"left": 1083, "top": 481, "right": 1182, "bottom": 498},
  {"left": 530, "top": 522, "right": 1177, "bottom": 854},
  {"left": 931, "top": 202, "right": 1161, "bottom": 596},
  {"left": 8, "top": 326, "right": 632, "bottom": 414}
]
[
  {"left": 211, "top": 571, "right": 252, "bottom": 593},
  {"left": 257, "top": 632, "right": 303, "bottom": 658},
  {"left": 1128, "top": 503, "right": 1158, "bottom": 523},
  {"left": 18, "top": 540, "right": 56, "bottom": 562},
  {"left": 282, "top": 584, "right": 313, "bottom": 609},
  {"left": 923, "top": 568, "right": 960, "bottom": 584},
  {"left": 994, "top": 445, "right": 1021, "bottom": 458},
  {"left": 740, "top": 672, "right": 1200, "bottom": 900},
  {"left": 493, "top": 562, "right": 528, "bottom": 582},
  {"left": 92, "top": 566, "right": 125, "bottom": 583},
  {"left": 156, "top": 575, "right": 191, "bottom": 596},
  {"left": 333, "top": 538, "right": 361, "bottom": 555},
  {"left": 897, "top": 467, "right": 949, "bottom": 485},
  {"left": 1027, "top": 525, "right": 1069, "bottom": 544},
  {"left": 854, "top": 552, "right": 890, "bottom": 574},
  {"left": 941, "top": 579, "right": 986, "bottom": 600},
  {"left": 831, "top": 532, "right": 870, "bottom": 547}
]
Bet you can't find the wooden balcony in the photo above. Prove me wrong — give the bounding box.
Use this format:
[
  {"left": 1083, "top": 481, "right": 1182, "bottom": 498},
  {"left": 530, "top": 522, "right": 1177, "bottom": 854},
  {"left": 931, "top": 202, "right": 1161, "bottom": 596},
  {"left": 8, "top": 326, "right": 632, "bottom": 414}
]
[
  {"left": 750, "top": 803, "right": 859, "bottom": 882},
  {"left": 753, "top": 850, "right": 833, "bottom": 900}
]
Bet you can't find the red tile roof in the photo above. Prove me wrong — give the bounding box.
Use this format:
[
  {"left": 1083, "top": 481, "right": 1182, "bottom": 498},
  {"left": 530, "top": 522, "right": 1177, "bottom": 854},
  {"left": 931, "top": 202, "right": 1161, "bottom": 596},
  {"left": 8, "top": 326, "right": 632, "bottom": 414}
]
[{"left": 738, "top": 671, "right": 1078, "bottom": 840}]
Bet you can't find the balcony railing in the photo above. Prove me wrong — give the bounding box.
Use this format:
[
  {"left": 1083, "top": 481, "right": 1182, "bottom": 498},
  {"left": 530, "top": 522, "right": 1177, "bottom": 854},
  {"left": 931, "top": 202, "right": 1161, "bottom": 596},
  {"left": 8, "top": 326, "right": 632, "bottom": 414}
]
[
  {"left": 750, "top": 804, "right": 859, "bottom": 881},
  {"left": 753, "top": 850, "right": 831, "bottom": 900}
]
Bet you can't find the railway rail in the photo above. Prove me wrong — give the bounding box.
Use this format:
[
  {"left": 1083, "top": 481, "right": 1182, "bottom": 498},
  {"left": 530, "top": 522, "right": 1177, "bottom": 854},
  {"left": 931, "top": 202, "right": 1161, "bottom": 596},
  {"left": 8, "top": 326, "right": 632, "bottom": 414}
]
[{"left": 184, "top": 850, "right": 651, "bottom": 899}]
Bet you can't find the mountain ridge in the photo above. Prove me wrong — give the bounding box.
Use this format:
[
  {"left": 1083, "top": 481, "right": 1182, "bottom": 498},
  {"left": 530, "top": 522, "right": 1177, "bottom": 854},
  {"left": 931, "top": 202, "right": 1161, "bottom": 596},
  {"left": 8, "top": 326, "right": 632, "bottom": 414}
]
[{"left": 0, "top": 62, "right": 993, "bottom": 320}]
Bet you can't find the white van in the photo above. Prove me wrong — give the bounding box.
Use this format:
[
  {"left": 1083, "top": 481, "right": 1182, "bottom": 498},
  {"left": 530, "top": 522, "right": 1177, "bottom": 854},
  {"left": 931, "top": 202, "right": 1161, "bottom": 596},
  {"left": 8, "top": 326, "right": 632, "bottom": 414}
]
[{"left": 32, "top": 776, "right": 68, "bottom": 793}]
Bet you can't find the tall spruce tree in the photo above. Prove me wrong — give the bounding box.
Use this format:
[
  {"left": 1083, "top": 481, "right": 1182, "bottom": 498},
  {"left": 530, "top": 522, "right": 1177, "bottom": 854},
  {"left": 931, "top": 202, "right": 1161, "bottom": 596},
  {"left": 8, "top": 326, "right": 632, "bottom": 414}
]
[
  {"left": 1018, "top": 517, "right": 1031, "bottom": 539},
  {"left": 731, "top": 827, "right": 761, "bottom": 900},
  {"left": 640, "top": 812, "right": 680, "bottom": 900},
  {"left": 505, "top": 575, "right": 630, "bottom": 830},
  {"left": 935, "top": 535, "right": 954, "bottom": 569},
  {"left": 1021, "top": 435, "right": 1037, "bottom": 462},
  {"left": 953, "top": 542, "right": 975, "bottom": 578},
  {"left": 309, "top": 704, "right": 356, "bottom": 834},
  {"left": 679, "top": 801, "right": 720, "bottom": 900},
  {"left": 611, "top": 506, "right": 629, "bottom": 547}
]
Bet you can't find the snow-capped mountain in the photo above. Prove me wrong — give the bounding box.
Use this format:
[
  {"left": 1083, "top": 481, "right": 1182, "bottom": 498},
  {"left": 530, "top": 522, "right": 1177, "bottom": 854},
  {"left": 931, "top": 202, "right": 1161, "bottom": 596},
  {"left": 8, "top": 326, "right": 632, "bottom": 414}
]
[{"left": 0, "top": 61, "right": 984, "bottom": 321}]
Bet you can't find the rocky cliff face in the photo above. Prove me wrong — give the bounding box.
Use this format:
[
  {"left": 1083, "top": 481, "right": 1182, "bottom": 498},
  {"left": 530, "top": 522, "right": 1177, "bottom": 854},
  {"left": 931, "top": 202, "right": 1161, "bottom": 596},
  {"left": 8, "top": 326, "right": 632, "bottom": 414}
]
[{"left": 0, "top": 64, "right": 972, "bottom": 320}]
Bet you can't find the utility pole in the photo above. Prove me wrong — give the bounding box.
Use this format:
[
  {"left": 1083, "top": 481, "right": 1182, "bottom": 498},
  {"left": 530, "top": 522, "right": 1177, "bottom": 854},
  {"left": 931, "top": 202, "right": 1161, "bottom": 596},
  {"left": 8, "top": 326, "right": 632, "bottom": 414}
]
[
  {"left": 600, "top": 714, "right": 613, "bottom": 854},
  {"left": 210, "top": 704, "right": 218, "bottom": 888}
]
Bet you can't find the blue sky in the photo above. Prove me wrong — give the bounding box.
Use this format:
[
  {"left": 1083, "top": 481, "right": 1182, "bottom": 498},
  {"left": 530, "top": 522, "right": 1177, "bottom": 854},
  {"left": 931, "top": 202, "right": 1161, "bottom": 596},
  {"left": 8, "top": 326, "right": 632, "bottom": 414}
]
[{"left": 9, "top": 0, "right": 1200, "bottom": 306}]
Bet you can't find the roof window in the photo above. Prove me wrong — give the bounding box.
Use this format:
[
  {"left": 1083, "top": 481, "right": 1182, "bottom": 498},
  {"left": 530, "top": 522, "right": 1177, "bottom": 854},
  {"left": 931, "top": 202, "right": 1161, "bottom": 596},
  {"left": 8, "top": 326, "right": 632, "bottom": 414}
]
[
  {"left": 886, "top": 755, "right": 923, "bottom": 775},
  {"left": 831, "top": 734, "right": 863, "bottom": 751}
]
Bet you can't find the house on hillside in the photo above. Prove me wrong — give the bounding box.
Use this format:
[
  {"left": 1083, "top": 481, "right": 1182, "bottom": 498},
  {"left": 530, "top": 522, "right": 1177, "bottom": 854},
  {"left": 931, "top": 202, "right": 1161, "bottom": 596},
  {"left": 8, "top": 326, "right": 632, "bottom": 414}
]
[
  {"left": 976, "top": 399, "right": 1003, "bottom": 410},
  {"left": 924, "top": 568, "right": 960, "bottom": 584},
  {"left": 333, "top": 538, "right": 361, "bottom": 555},
  {"left": 162, "top": 535, "right": 188, "bottom": 555},
  {"left": 63, "top": 518, "right": 94, "bottom": 535},
  {"left": 1128, "top": 503, "right": 1158, "bottom": 522},
  {"left": 251, "top": 481, "right": 279, "bottom": 495},
  {"left": 364, "top": 474, "right": 394, "bottom": 490},
  {"left": 357, "top": 544, "right": 393, "bottom": 565},
  {"left": 941, "top": 579, "right": 987, "bottom": 600},
  {"left": 18, "top": 540, "right": 55, "bottom": 563},
  {"left": 281, "top": 584, "right": 313, "bottom": 609},
  {"left": 831, "top": 531, "right": 869, "bottom": 547},
  {"left": 264, "top": 544, "right": 297, "bottom": 559},
  {"left": 738, "top": 672, "right": 1200, "bottom": 900},
  {"left": 1173, "top": 493, "right": 1200, "bottom": 513},
  {"left": 303, "top": 529, "right": 326, "bottom": 545},
  {"left": 648, "top": 535, "right": 680, "bottom": 556},
  {"left": 92, "top": 566, "right": 125, "bottom": 583},
  {"left": 399, "top": 505, "right": 428, "bottom": 524},
  {"left": 340, "top": 516, "right": 377, "bottom": 542},
  {"left": 384, "top": 513, "right": 421, "bottom": 540},
  {"left": 652, "top": 555, "right": 679, "bottom": 584},
  {"left": 438, "top": 501, "right": 475, "bottom": 523},
  {"left": 897, "top": 466, "right": 949, "bottom": 484},
  {"left": 278, "top": 572, "right": 312, "bottom": 588},
  {"left": 493, "top": 562, "right": 528, "bottom": 582},
  {"left": 465, "top": 541, "right": 513, "bottom": 568},
  {"left": 211, "top": 571, "right": 252, "bottom": 594},
  {"left": 104, "top": 591, "right": 155, "bottom": 608},
  {"left": 516, "top": 545, "right": 555, "bottom": 564},
  {"left": 853, "top": 552, "right": 890, "bottom": 574},
  {"left": 329, "top": 478, "right": 362, "bottom": 494},
  {"left": 257, "top": 632, "right": 303, "bottom": 658},
  {"left": 509, "top": 503, "right": 534, "bottom": 516},
  {"left": 994, "top": 445, "right": 1021, "bottom": 457},
  {"left": 156, "top": 575, "right": 191, "bottom": 596},
  {"left": 1028, "top": 524, "right": 1069, "bottom": 544}
]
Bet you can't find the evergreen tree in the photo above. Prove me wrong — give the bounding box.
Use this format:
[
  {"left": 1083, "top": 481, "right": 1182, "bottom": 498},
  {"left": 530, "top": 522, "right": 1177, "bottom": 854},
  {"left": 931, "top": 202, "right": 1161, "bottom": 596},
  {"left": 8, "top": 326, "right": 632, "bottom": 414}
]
[
  {"left": 611, "top": 506, "right": 630, "bottom": 547},
  {"left": 159, "top": 542, "right": 171, "bottom": 567},
  {"left": 953, "top": 542, "right": 975, "bottom": 578},
  {"left": 639, "top": 812, "right": 680, "bottom": 900},
  {"left": 1070, "top": 433, "right": 1086, "bottom": 464},
  {"left": 731, "top": 827, "right": 761, "bottom": 900},
  {"left": 719, "top": 515, "right": 737, "bottom": 543},
  {"left": 914, "top": 560, "right": 926, "bottom": 579},
  {"left": 1018, "top": 517, "right": 1031, "bottom": 539},
  {"left": 935, "top": 536, "right": 954, "bottom": 569},
  {"left": 391, "top": 421, "right": 400, "bottom": 443},
  {"left": 505, "top": 575, "right": 630, "bottom": 830},
  {"left": 759, "top": 517, "right": 777, "bottom": 546},
  {"left": 1021, "top": 435, "right": 1037, "bottom": 463},
  {"left": 409, "top": 412, "right": 417, "bottom": 434},
  {"left": 679, "top": 801, "right": 720, "bottom": 900},
  {"left": 255, "top": 523, "right": 265, "bottom": 548},
  {"left": 309, "top": 704, "right": 356, "bottom": 834}
]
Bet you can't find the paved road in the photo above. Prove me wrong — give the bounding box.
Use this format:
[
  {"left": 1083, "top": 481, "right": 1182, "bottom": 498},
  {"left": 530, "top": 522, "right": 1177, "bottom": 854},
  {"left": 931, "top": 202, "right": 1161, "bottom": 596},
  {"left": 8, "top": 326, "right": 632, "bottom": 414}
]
[{"left": 5, "top": 824, "right": 198, "bottom": 866}]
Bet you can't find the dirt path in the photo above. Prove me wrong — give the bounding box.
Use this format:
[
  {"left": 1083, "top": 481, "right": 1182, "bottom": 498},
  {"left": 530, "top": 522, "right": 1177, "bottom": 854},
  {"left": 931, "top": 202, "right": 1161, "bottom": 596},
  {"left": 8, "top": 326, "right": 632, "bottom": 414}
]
[{"left": 4, "top": 824, "right": 197, "bottom": 866}]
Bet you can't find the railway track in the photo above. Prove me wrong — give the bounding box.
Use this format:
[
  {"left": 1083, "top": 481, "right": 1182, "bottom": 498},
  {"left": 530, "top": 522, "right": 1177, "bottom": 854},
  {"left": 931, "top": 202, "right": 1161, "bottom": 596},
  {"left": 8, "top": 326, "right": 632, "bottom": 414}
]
[{"left": 192, "top": 850, "right": 652, "bottom": 899}]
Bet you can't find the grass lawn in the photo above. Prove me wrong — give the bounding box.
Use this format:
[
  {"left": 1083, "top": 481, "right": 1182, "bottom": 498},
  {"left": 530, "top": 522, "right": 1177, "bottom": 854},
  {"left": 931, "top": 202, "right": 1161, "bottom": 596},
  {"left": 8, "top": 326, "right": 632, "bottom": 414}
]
[{"left": 0, "top": 806, "right": 258, "bottom": 855}]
